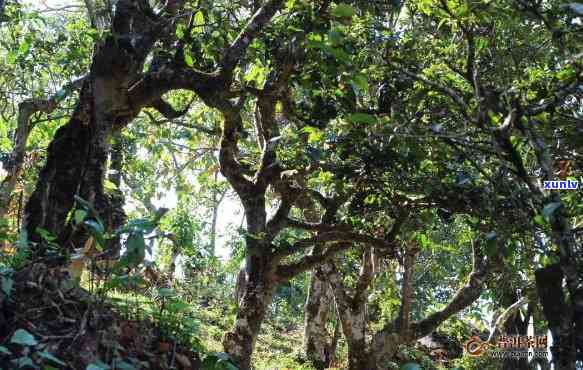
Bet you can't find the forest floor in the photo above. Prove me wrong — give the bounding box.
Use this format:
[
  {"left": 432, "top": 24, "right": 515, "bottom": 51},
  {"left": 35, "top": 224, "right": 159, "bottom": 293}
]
[
  {"left": 1, "top": 263, "right": 478, "bottom": 370},
  {"left": 0, "top": 263, "right": 322, "bottom": 370}
]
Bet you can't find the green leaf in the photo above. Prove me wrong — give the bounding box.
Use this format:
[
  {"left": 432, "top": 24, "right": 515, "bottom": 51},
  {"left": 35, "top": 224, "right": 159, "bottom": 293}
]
[
  {"left": 346, "top": 113, "right": 377, "bottom": 124},
  {"left": 10, "top": 329, "right": 38, "bottom": 346},
  {"left": 244, "top": 62, "right": 267, "bottom": 86},
  {"left": 120, "top": 232, "right": 147, "bottom": 267},
  {"left": 84, "top": 219, "right": 104, "bottom": 235},
  {"left": 13, "top": 356, "right": 34, "bottom": 368},
  {"left": 224, "top": 363, "right": 238, "bottom": 370},
  {"left": 18, "top": 40, "right": 31, "bottom": 57},
  {"left": 350, "top": 73, "right": 368, "bottom": 92},
  {"left": 74, "top": 195, "right": 94, "bottom": 213},
  {"left": 400, "top": 363, "right": 422, "bottom": 370},
  {"left": 7, "top": 51, "right": 17, "bottom": 64},
  {"left": 437, "top": 18, "right": 448, "bottom": 30},
  {"left": 193, "top": 11, "right": 205, "bottom": 32},
  {"left": 534, "top": 214, "right": 546, "bottom": 226},
  {"left": 542, "top": 202, "right": 561, "bottom": 221},
  {"left": 103, "top": 179, "right": 118, "bottom": 191},
  {"left": 331, "top": 3, "right": 356, "bottom": 18},
  {"left": 157, "top": 288, "right": 176, "bottom": 298},
  {"left": 175, "top": 23, "right": 186, "bottom": 39},
  {"left": 0, "top": 346, "right": 11, "bottom": 355},
  {"left": 74, "top": 209, "right": 87, "bottom": 225},
  {"left": 327, "top": 29, "right": 343, "bottom": 46},
  {"left": 37, "top": 351, "right": 67, "bottom": 366},
  {"left": 168, "top": 300, "right": 190, "bottom": 313},
  {"left": 36, "top": 227, "right": 56, "bottom": 242},
  {"left": 86, "top": 360, "right": 111, "bottom": 370},
  {"left": 1, "top": 275, "right": 13, "bottom": 297},
  {"left": 113, "top": 360, "right": 136, "bottom": 370},
  {"left": 184, "top": 52, "right": 194, "bottom": 67},
  {"left": 54, "top": 88, "right": 68, "bottom": 102},
  {"left": 84, "top": 219, "right": 106, "bottom": 249},
  {"left": 301, "top": 126, "right": 324, "bottom": 144}
]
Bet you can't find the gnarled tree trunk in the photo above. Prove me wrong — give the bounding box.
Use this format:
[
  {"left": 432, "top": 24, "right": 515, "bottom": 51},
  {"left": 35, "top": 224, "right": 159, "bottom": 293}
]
[
  {"left": 303, "top": 267, "right": 335, "bottom": 369},
  {"left": 536, "top": 264, "right": 576, "bottom": 370},
  {"left": 23, "top": 0, "right": 160, "bottom": 255},
  {"left": 326, "top": 251, "right": 373, "bottom": 370},
  {"left": 223, "top": 226, "right": 278, "bottom": 369}
]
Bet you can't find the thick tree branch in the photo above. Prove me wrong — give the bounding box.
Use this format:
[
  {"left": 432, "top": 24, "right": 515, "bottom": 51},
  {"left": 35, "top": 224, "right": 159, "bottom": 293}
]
[
  {"left": 148, "top": 98, "right": 190, "bottom": 119},
  {"left": 353, "top": 249, "right": 374, "bottom": 306},
  {"left": 142, "top": 110, "right": 220, "bottom": 135},
  {"left": 219, "top": 108, "right": 256, "bottom": 196},
  {"left": 276, "top": 242, "right": 352, "bottom": 281},
  {"left": 219, "top": 0, "right": 285, "bottom": 80},
  {"left": 275, "top": 230, "right": 400, "bottom": 259},
  {"left": 492, "top": 110, "right": 541, "bottom": 196},
  {"left": 285, "top": 218, "right": 345, "bottom": 232},
  {"left": 254, "top": 93, "right": 281, "bottom": 191},
  {"left": 127, "top": 67, "right": 216, "bottom": 111},
  {"left": 409, "top": 240, "right": 502, "bottom": 339},
  {"left": 265, "top": 183, "right": 301, "bottom": 240},
  {"left": 395, "top": 246, "right": 419, "bottom": 338}
]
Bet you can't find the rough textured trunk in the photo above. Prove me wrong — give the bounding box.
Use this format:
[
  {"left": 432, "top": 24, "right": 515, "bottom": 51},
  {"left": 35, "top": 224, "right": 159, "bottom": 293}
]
[
  {"left": 223, "top": 269, "right": 275, "bottom": 369},
  {"left": 326, "top": 256, "right": 372, "bottom": 370},
  {"left": 501, "top": 310, "right": 530, "bottom": 370},
  {"left": 223, "top": 198, "right": 278, "bottom": 370},
  {"left": 223, "top": 239, "right": 276, "bottom": 370},
  {"left": 550, "top": 210, "right": 583, "bottom": 370},
  {"left": 303, "top": 267, "right": 334, "bottom": 369},
  {"left": 23, "top": 1, "right": 158, "bottom": 255},
  {"left": 535, "top": 264, "right": 576, "bottom": 370},
  {"left": 23, "top": 82, "right": 95, "bottom": 247},
  {"left": 344, "top": 311, "right": 369, "bottom": 370},
  {"left": 301, "top": 192, "right": 338, "bottom": 369}
]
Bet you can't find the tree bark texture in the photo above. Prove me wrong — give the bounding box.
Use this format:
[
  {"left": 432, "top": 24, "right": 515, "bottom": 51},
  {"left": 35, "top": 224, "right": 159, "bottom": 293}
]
[
  {"left": 535, "top": 264, "right": 577, "bottom": 370},
  {"left": 303, "top": 267, "right": 335, "bottom": 369},
  {"left": 23, "top": 0, "right": 159, "bottom": 253}
]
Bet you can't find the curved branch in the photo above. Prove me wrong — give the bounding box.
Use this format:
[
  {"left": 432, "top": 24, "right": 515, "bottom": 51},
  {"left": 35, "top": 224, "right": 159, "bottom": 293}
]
[
  {"left": 219, "top": 0, "right": 285, "bottom": 80},
  {"left": 0, "top": 76, "right": 87, "bottom": 217},
  {"left": 148, "top": 98, "right": 190, "bottom": 119},
  {"left": 409, "top": 241, "right": 501, "bottom": 339},
  {"left": 219, "top": 108, "right": 255, "bottom": 195},
  {"left": 276, "top": 242, "right": 351, "bottom": 281}
]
